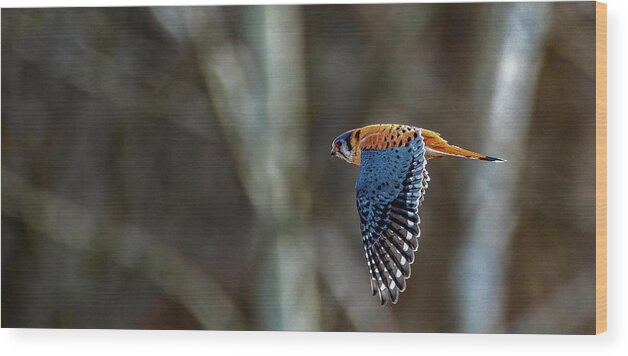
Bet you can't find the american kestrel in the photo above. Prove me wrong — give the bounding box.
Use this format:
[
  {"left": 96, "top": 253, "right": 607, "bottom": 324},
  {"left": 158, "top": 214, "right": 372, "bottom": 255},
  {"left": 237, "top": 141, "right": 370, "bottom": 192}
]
[{"left": 331, "top": 124, "right": 505, "bottom": 305}]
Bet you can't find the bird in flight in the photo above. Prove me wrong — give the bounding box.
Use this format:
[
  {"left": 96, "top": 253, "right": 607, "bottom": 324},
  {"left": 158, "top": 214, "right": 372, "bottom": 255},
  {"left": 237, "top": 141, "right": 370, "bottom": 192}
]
[{"left": 331, "top": 124, "right": 505, "bottom": 305}]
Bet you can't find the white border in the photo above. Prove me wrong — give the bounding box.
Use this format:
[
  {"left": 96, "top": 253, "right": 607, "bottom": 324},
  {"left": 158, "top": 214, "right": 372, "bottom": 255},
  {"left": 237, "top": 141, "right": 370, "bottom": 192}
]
[{"left": 1, "top": 0, "right": 626, "bottom": 355}]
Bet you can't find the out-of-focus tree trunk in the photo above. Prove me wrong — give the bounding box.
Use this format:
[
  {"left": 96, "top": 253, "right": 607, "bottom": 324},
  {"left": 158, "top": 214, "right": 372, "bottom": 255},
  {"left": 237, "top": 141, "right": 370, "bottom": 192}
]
[
  {"left": 154, "top": 6, "right": 319, "bottom": 330},
  {"left": 258, "top": 5, "right": 320, "bottom": 331},
  {"left": 453, "top": 3, "right": 551, "bottom": 333}
]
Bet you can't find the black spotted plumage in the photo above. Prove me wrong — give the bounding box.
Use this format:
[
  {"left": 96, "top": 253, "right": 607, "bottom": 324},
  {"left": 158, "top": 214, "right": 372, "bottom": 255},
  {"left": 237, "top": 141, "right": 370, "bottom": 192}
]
[{"left": 355, "top": 134, "right": 427, "bottom": 305}]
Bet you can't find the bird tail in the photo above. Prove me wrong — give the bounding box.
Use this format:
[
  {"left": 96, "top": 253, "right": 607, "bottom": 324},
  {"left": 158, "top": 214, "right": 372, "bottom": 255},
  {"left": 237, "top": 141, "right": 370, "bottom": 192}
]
[{"left": 421, "top": 129, "right": 506, "bottom": 162}]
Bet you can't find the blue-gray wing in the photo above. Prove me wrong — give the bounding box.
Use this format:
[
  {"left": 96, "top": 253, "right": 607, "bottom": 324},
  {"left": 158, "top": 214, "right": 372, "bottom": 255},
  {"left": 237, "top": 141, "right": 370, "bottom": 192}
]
[{"left": 356, "top": 136, "right": 428, "bottom": 305}]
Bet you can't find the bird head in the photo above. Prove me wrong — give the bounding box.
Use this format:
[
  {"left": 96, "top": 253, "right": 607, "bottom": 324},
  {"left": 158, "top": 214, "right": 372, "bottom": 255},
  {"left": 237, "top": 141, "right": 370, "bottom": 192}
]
[{"left": 331, "top": 129, "right": 358, "bottom": 165}]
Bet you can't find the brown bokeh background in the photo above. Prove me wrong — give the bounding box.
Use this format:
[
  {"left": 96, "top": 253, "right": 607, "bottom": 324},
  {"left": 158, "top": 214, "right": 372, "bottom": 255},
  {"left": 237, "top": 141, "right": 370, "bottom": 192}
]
[{"left": 2, "top": 2, "right": 595, "bottom": 333}]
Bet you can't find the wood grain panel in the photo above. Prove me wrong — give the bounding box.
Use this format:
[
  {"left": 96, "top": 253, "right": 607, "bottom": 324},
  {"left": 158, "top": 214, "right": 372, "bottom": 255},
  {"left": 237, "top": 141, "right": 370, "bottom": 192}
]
[{"left": 596, "top": 1, "right": 607, "bottom": 335}]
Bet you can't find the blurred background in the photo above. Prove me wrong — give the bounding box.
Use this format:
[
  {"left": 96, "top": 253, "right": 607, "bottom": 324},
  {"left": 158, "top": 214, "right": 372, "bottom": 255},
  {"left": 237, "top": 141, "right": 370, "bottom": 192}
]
[{"left": 2, "top": 2, "right": 596, "bottom": 333}]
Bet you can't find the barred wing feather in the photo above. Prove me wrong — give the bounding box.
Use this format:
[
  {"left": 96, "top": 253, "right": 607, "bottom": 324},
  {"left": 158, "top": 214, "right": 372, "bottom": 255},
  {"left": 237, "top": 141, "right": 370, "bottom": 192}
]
[{"left": 356, "top": 135, "right": 427, "bottom": 305}]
